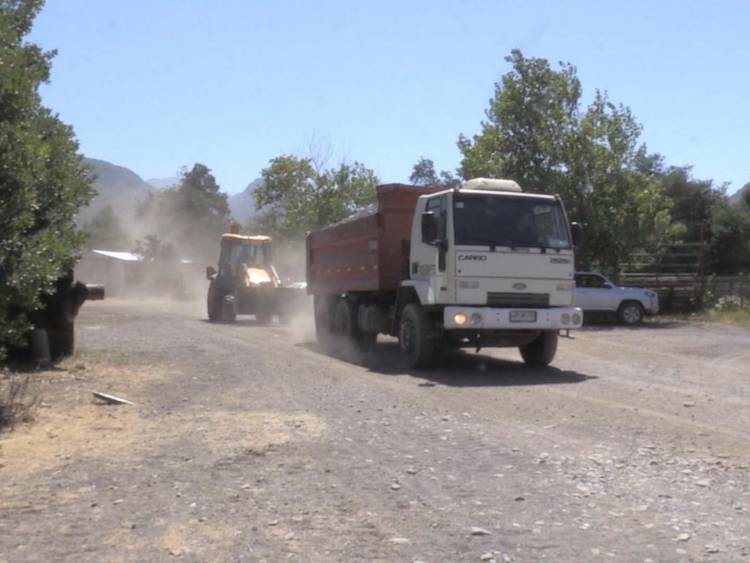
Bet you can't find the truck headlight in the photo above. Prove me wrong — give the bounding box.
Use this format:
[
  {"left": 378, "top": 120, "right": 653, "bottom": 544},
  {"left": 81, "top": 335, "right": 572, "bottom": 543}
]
[
  {"left": 557, "top": 282, "right": 574, "bottom": 291},
  {"left": 572, "top": 313, "right": 582, "bottom": 325},
  {"left": 470, "top": 312, "right": 483, "bottom": 326},
  {"left": 561, "top": 313, "right": 570, "bottom": 325},
  {"left": 645, "top": 291, "right": 657, "bottom": 299},
  {"left": 453, "top": 312, "right": 467, "bottom": 325}
]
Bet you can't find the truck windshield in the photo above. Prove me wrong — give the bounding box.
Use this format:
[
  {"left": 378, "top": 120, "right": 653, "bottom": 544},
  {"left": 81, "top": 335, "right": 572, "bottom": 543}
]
[{"left": 453, "top": 194, "right": 571, "bottom": 249}]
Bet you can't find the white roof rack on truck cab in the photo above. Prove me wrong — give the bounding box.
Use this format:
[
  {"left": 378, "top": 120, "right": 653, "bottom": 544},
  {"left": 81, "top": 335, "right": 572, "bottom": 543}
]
[{"left": 461, "top": 178, "right": 522, "bottom": 192}]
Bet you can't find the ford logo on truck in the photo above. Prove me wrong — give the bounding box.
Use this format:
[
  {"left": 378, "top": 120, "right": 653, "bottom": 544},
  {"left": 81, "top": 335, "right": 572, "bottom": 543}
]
[{"left": 458, "top": 255, "right": 487, "bottom": 261}]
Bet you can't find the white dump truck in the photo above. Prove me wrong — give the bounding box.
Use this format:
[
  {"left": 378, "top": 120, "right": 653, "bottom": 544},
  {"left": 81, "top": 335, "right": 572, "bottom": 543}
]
[{"left": 307, "top": 178, "right": 584, "bottom": 368}]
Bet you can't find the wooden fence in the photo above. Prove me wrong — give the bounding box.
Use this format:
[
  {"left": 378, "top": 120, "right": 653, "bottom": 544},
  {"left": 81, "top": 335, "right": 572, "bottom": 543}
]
[{"left": 617, "top": 273, "right": 749, "bottom": 312}]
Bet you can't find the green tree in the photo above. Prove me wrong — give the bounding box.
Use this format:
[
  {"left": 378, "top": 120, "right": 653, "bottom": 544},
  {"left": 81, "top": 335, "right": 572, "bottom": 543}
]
[
  {"left": 409, "top": 157, "right": 460, "bottom": 188},
  {"left": 709, "top": 200, "right": 750, "bottom": 274},
  {"left": 457, "top": 50, "right": 674, "bottom": 275},
  {"left": 0, "top": 0, "right": 94, "bottom": 358},
  {"left": 659, "top": 167, "right": 722, "bottom": 242},
  {"left": 254, "top": 155, "right": 378, "bottom": 239},
  {"left": 136, "top": 163, "right": 230, "bottom": 262},
  {"left": 83, "top": 206, "right": 130, "bottom": 250}
]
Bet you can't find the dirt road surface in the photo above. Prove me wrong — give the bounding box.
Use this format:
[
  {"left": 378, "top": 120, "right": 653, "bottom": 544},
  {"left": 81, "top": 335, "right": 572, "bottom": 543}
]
[{"left": 2, "top": 300, "right": 749, "bottom": 562}]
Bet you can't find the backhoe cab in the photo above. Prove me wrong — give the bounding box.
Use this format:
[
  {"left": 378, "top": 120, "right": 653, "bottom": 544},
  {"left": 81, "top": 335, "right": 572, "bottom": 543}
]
[{"left": 206, "top": 232, "right": 304, "bottom": 324}]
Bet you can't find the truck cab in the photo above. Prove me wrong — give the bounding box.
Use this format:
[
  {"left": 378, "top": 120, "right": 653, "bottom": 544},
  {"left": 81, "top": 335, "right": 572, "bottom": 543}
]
[{"left": 307, "top": 178, "right": 583, "bottom": 369}]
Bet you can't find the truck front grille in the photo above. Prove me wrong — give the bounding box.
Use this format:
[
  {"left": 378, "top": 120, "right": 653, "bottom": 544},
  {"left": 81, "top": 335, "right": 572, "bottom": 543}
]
[{"left": 486, "top": 292, "right": 549, "bottom": 308}]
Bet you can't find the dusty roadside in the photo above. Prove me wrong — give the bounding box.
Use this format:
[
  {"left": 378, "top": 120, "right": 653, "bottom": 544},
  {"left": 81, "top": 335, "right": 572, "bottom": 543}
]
[{"left": 1, "top": 300, "right": 749, "bottom": 562}]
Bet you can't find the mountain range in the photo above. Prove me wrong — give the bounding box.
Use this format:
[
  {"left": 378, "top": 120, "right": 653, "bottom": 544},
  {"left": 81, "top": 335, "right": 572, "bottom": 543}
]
[
  {"left": 81, "top": 157, "right": 260, "bottom": 224},
  {"left": 729, "top": 182, "right": 750, "bottom": 205}
]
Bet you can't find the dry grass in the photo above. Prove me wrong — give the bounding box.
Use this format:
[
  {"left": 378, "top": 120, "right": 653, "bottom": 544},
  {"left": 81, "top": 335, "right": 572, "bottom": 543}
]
[
  {"left": 708, "top": 308, "right": 750, "bottom": 328},
  {"left": 0, "top": 373, "right": 42, "bottom": 431}
]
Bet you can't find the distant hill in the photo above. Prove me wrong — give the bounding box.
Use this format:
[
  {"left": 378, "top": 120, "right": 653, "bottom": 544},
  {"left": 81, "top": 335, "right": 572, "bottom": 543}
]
[
  {"left": 146, "top": 177, "right": 180, "bottom": 190},
  {"left": 229, "top": 178, "right": 263, "bottom": 225},
  {"left": 729, "top": 182, "right": 750, "bottom": 205},
  {"left": 81, "top": 157, "right": 154, "bottom": 223}
]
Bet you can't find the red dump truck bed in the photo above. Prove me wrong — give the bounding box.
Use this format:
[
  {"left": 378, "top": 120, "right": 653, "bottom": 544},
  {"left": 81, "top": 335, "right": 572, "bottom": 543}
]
[{"left": 306, "top": 184, "right": 444, "bottom": 295}]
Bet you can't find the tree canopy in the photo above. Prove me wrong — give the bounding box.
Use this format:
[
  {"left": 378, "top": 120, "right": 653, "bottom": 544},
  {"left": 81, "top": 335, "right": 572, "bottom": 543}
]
[
  {"left": 135, "top": 163, "right": 230, "bottom": 263},
  {"left": 409, "top": 157, "right": 459, "bottom": 188},
  {"left": 0, "top": 0, "right": 94, "bottom": 358},
  {"left": 457, "top": 50, "right": 674, "bottom": 274},
  {"left": 253, "top": 155, "right": 378, "bottom": 239},
  {"left": 83, "top": 206, "right": 131, "bottom": 250}
]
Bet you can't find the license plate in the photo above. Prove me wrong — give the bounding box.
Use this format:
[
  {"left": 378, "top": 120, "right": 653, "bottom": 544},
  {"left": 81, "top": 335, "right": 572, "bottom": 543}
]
[{"left": 510, "top": 310, "right": 537, "bottom": 323}]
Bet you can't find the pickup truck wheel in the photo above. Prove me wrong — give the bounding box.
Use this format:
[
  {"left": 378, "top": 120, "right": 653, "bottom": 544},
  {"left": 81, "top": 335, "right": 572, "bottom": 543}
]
[
  {"left": 519, "top": 330, "right": 557, "bottom": 367},
  {"left": 618, "top": 301, "right": 644, "bottom": 326},
  {"left": 399, "top": 304, "right": 434, "bottom": 369}
]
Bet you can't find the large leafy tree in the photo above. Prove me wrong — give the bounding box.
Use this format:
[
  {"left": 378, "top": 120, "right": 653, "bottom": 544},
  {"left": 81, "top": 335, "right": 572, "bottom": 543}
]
[
  {"left": 254, "top": 155, "right": 378, "bottom": 240},
  {"left": 458, "top": 50, "right": 674, "bottom": 275},
  {"left": 0, "top": 0, "right": 94, "bottom": 358},
  {"left": 136, "top": 163, "right": 230, "bottom": 262},
  {"left": 709, "top": 200, "right": 750, "bottom": 274},
  {"left": 409, "top": 157, "right": 460, "bottom": 188}
]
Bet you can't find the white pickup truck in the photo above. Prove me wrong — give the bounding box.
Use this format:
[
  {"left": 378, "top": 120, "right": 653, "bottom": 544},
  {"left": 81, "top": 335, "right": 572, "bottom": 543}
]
[{"left": 574, "top": 272, "right": 659, "bottom": 325}]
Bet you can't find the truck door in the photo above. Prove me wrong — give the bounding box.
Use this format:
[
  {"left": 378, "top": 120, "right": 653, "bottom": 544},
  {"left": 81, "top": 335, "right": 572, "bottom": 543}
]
[{"left": 426, "top": 195, "right": 448, "bottom": 297}]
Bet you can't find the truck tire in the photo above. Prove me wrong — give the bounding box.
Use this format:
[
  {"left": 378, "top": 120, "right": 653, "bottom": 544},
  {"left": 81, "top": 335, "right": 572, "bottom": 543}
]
[
  {"left": 399, "top": 303, "right": 435, "bottom": 369},
  {"left": 618, "top": 301, "right": 644, "bottom": 326},
  {"left": 519, "top": 330, "right": 557, "bottom": 367},
  {"left": 332, "top": 298, "right": 355, "bottom": 354},
  {"left": 332, "top": 298, "right": 376, "bottom": 354},
  {"left": 314, "top": 296, "right": 334, "bottom": 350}
]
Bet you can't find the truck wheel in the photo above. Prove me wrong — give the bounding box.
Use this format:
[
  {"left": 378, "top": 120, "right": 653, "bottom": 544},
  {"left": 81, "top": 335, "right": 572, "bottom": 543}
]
[
  {"left": 618, "top": 301, "right": 644, "bottom": 326},
  {"left": 332, "top": 298, "right": 357, "bottom": 355},
  {"left": 332, "top": 298, "right": 376, "bottom": 353},
  {"left": 357, "top": 331, "right": 377, "bottom": 353},
  {"left": 519, "top": 330, "right": 557, "bottom": 367},
  {"left": 399, "top": 303, "right": 434, "bottom": 369},
  {"left": 314, "top": 296, "right": 334, "bottom": 350}
]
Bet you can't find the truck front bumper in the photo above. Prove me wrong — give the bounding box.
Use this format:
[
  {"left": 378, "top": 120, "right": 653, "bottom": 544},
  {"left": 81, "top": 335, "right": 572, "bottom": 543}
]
[{"left": 443, "top": 306, "right": 583, "bottom": 330}]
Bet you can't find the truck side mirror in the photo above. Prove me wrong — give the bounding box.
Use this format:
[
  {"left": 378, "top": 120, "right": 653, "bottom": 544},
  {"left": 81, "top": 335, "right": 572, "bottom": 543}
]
[
  {"left": 206, "top": 266, "right": 217, "bottom": 280},
  {"left": 421, "top": 212, "right": 438, "bottom": 244},
  {"left": 570, "top": 222, "right": 583, "bottom": 247}
]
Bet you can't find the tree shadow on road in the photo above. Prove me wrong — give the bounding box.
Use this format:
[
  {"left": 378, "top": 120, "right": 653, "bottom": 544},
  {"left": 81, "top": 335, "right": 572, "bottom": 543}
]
[{"left": 297, "top": 341, "right": 597, "bottom": 388}]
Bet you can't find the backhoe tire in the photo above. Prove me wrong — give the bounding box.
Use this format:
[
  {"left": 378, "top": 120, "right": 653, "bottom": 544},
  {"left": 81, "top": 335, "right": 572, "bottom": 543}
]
[
  {"left": 519, "top": 330, "right": 557, "bottom": 367},
  {"left": 207, "top": 296, "right": 221, "bottom": 322},
  {"left": 207, "top": 282, "right": 222, "bottom": 322},
  {"left": 399, "top": 303, "right": 435, "bottom": 369},
  {"left": 221, "top": 297, "right": 237, "bottom": 324},
  {"left": 255, "top": 311, "right": 271, "bottom": 325}
]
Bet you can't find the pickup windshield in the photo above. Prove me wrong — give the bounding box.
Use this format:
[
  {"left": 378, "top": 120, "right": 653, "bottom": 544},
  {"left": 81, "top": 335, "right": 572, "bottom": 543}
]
[{"left": 453, "top": 193, "right": 571, "bottom": 249}]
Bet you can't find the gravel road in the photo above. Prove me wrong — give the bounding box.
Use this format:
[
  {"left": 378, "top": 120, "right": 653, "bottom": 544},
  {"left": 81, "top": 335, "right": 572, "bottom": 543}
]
[{"left": 1, "top": 300, "right": 749, "bottom": 562}]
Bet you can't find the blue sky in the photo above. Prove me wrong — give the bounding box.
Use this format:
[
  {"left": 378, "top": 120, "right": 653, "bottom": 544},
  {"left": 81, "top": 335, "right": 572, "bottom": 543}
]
[{"left": 29, "top": 0, "right": 749, "bottom": 196}]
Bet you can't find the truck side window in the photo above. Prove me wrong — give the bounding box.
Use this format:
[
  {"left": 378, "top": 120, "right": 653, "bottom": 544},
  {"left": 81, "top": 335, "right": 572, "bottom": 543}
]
[{"left": 426, "top": 196, "right": 447, "bottom": 240}]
